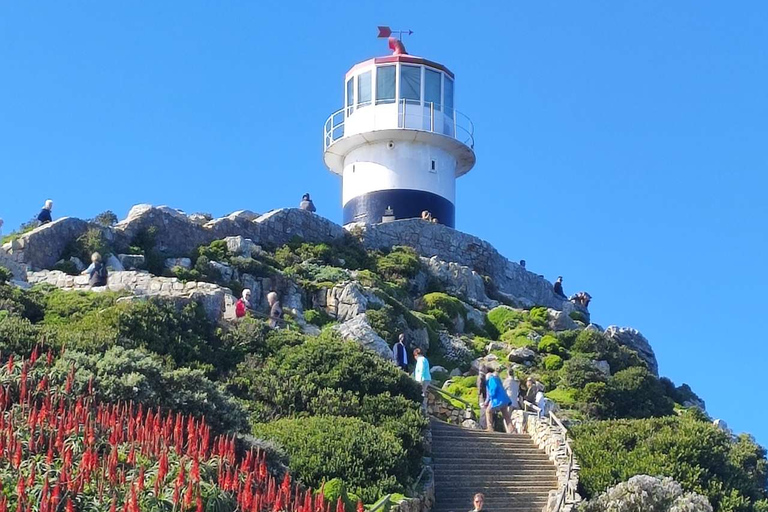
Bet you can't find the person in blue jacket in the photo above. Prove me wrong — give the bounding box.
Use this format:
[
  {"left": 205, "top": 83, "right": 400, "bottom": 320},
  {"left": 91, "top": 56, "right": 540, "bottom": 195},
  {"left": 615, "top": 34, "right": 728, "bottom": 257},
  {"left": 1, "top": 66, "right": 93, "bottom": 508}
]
[
  {"left": 413, "top": 348, "right": 431, "bottom": 410},
  {"left": 484, "top": 367, "right": 513, "bottom": 433},
  {"left": 37, "top": 199, "right": 53, "bottom": 225}
]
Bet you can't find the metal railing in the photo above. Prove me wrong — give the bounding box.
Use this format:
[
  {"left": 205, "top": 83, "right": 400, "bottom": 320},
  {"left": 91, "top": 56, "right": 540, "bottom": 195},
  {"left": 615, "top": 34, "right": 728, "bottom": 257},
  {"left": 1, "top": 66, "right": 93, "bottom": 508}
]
[
  {"left": 323, "top": 99, "right": 475, "bottom": 151},
  {"left": 522, "top": 401, "right": 577, "bottom": 512}
]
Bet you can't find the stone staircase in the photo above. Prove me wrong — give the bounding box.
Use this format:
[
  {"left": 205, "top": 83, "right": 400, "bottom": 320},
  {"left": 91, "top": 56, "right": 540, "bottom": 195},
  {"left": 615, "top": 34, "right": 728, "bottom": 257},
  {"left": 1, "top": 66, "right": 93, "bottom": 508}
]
[{"left": 431, "top": 419, "right": 558, "bottom": 512}]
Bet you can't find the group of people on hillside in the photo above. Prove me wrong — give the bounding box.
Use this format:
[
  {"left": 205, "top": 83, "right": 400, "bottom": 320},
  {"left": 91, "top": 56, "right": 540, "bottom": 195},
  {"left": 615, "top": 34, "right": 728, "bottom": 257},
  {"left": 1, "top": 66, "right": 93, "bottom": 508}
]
[
  {"left": 394, "top": 332, "right": 553, "bottom": 431},
  {"left": 235, "top": 289, "right": 284, "bottom": 328}
]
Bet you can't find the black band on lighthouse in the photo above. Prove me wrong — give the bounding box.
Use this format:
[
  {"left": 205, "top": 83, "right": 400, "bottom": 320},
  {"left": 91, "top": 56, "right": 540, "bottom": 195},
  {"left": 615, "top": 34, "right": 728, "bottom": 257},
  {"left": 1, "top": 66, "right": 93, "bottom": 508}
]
[{"left": 343, "top": 189, "right": 455, "bottom": 227}]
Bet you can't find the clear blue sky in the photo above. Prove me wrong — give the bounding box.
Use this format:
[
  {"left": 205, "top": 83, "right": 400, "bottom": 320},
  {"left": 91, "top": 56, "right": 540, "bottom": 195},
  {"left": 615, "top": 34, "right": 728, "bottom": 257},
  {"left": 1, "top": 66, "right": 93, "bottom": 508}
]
[{"left": 1, "top": 3, "right": 766, "bottom": 444}]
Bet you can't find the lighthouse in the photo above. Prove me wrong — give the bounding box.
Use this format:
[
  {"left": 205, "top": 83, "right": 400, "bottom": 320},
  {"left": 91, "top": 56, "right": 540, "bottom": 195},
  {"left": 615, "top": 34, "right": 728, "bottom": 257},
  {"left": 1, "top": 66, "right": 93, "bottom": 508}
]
[{"left": 322, "top": 34, "right": 476, "bottom": 228}]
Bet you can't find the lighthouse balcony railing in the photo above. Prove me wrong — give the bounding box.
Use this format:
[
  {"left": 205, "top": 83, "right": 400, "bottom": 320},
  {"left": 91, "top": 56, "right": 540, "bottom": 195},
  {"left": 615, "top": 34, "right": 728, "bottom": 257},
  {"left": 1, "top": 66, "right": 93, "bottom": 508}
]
[{"left": 323, "top": 100, "right": 474, "bottom": 151}]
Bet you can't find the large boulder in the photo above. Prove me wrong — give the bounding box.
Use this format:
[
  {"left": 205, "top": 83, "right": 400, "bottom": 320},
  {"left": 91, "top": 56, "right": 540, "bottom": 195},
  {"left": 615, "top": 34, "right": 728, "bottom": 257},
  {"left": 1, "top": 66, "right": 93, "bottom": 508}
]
[
  {"left": 547, "top": 308, "right": 579, "bottom": 331},
  {"left": 333, "top": 315, "right": 392, "bottom": 361},
  {"left": 604, "top": 326, "right": 659, "bottom": 376},
  {"left": 9, "top": 218, "right": 93, "bottom": 270},
  {"left": 421, "top": 256, "right": 498, "bottom": 309},
  {"left": 438, "top": 332, "right": 473, "bottom": 364},
  {"left": 507, "top": 347, "right": 536, "bottom": 363},
  {"left": 325, "top": 282, "right": 383, "bottom": 322}
]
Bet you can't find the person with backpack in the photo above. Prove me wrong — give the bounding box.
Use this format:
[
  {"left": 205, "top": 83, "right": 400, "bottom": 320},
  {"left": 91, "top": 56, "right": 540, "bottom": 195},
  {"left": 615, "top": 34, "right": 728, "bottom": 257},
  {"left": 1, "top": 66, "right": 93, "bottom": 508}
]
[
  {"left": 484, "top": 368, "right": 513, "bottom": 433},
  {"left": 83, "top": 252, "right": 108, "bottom": 287}
]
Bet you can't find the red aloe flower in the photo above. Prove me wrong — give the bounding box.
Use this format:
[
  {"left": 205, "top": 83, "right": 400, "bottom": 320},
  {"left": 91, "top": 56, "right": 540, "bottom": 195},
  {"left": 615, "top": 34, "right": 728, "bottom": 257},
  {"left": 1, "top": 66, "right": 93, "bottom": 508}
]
[
  {"left": 356, "top": 500, "right": 364, "bottom": 512},
  {"left": 335, "top": 497, "right": 345, "bottom": 512}
]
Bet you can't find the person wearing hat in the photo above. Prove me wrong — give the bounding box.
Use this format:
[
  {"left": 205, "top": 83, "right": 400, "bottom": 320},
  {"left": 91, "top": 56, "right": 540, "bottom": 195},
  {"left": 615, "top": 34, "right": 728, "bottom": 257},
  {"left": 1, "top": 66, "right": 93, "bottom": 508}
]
[
  {"left": 553, "top": 276, "right": 566, "bottom": 299},
  {"left": 235, "top": 289, "right": 255, "bottom": 318}
]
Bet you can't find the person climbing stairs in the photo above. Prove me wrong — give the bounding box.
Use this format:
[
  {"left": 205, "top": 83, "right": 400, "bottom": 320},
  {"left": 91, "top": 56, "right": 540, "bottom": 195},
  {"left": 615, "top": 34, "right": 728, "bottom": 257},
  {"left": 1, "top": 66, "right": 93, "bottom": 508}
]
[{"left": 430, "top": 419, "right": 558, "bottom": 512}]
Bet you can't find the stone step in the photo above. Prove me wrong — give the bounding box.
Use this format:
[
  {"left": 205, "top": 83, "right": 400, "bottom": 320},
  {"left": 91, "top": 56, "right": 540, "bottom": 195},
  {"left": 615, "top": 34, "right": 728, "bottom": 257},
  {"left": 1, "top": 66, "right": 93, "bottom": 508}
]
[
  {"left": 434, "top": 476, "right": 558, "bottom": 484},
  {"left": 431, "top": 447, "right": 549, "bottom": 456},
  {"left": 432, "top": 456, "right": 553, "bottom": 464},
  {"left": 434, "top": 470, "right": 556, "bottom": 479}
]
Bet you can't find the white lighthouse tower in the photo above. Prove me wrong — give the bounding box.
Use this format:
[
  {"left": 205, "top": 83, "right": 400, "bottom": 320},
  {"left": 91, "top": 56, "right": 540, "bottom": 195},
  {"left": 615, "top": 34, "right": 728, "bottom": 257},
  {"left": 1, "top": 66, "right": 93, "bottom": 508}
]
[{"left": 322, "top": 34, "right": 475, "bottom": 228}]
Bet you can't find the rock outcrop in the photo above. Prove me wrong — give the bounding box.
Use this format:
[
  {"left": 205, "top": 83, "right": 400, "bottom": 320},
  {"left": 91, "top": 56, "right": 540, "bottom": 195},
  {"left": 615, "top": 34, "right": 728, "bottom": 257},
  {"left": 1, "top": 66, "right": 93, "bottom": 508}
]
[
  {"left": 26, "top": 270, "right": 235, "bottom": 322},
  {"left": 358, "top": 219, "right": 567, "bottom": 310},
  {"left": 420, "top": 256, "right": 498, "bottom": 309},
  {"left": 604, "top": 326, "right": 659, "bottom": 376},
  {"left": 333, "top": 315, "right": 392, "bottom": 360}
]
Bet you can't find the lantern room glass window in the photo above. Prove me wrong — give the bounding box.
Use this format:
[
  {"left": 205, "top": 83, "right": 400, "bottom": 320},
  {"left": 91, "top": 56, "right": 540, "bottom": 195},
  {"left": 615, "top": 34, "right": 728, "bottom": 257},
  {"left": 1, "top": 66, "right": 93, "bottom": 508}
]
[
  {"left": 346, "top": 77, "right": 354, "bottom": 115},
  {"left": 376, "top": 65, "right": 396, "bottom": 104},
  {"left": 425, "top": 68, "right": 442, "bottom": 110},
  {"left": 444, "top": 76, "right": 454, "bottom": 118},
  {"left": 400, "top": 65, "right": 421, "bottom": 104},
  {"left": 358, "top": 71, "right": 372, "bottom": 108}
]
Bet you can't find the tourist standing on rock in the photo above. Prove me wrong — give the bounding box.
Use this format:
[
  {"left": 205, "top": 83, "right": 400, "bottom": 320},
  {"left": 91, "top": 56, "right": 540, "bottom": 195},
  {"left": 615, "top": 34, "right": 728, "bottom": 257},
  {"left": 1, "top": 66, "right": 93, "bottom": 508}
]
[
  {"left": 235, "top": 289, "right": 255, "bottom": 318},
  {"left": 485, "top": 368, "right": 513, "bottom": 433},
  {"left": 503, "top": 368, "right": 521, "bottom": 410},
  {"left": 299, "top": 193, "right": 316, "bottom": 213},
  {"left": 477, "top": 366, "right": 488, "bottom": 430},
  {"left": 267, "top": 291, "right": 284, "bottom": 329},
  {"left": 469, "top": 493, "right": 485, "bottom": 512},
  {"left": 421, "top": 210, "right": 432, "bottom": 221},
  {"left": 83, "top": 252, "right": 108, "bottom": 287},
  {"left": 553, "top": 276, "right": 566, "bottom": 299},
  {"left": 37, "top": 200, "right": 53, "bottom": 225},
  {"left": 413, "top": 348, "right": 431, "bottom": 410},
  {"left": 392, "top": 333, "right": 408, "bottom": 371}
]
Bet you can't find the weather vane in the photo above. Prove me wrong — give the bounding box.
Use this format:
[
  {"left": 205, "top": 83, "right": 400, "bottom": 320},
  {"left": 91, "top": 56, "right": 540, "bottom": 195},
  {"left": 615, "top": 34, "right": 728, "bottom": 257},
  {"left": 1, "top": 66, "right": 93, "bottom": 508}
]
[{"left": 377, "top": 26, "right": 413, "bottom": 55}]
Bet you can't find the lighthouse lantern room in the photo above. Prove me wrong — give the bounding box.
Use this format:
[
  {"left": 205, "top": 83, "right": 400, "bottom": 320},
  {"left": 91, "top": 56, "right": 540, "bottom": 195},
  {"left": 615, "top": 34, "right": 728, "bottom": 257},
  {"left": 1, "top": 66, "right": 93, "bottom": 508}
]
[{"left": 323, "top": 35, "right": 476, "bottom": 228}]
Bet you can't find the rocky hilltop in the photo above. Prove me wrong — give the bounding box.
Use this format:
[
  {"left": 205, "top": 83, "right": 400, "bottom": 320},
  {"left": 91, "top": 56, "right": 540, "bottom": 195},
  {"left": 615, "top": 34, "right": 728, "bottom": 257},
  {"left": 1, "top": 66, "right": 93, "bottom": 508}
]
[{"left": 1, "top": 204, "right": 655, "bottom": 371}]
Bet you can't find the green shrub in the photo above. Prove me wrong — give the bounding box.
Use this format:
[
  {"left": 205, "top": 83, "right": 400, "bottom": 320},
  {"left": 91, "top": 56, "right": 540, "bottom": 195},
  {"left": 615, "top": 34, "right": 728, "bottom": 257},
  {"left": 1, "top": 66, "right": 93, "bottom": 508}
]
[
  {"left": 366, "top": 305, "right": 401, "bottom": 345},
  {"left": 305, "top": 309, "right": 334, "bottom": 327},
  {"left": 129, "top": 227, "right": 164, "bottom": 275},
  {"left": 0, "top": 282, "right": 46, "bottom": 323},
  {"left": 529, "top": 306, "right": 548, "bottom": 327},
  {"left": 557, "top": 330, "right": 580, "bottom": 349},
  {"left": 0, "top": 267, "right": 11, "bottom": 284},
  {"left": 319, "top": 479, "right": 360, "bottom": 512},
  {"left": 543, "top": 354, "right": 564, "bottom": 371},
  {"left": 0, "top": 315, "right": 40, "bottom": 355},
  {"left": 216, "top": 316, "right": 271, "bottom": 363},
  {"left": 53, "top": 347, "right": 248, "bottom": 433},
  {"left": 421, "top": 293, "right": 465, "bottom": 332},
  {"left": 374, "top": 247, "right": 421, "bottom": 284},
  {"left": 600, "top": 367, "right": 675, "bottom": 419},
  {"left": 230, "top": 256, "right": 275, "bottom": 278},
  {"left": 559, "top": 357, "right": 607, "bottom": 389},
  {"left": 546, "top": 387, "right": 578, "bottom": 406},
  {"left": 572, "top": 330, "right": 645, "bottom": 373},
  {"left": 487, "top": 306, "right": 526, "bottom": 335},
  {"left": 52, "top": 259, "right": 80, "bottom": 275},
  {"left": 61, "top": 227, "right": 112, "bottom": 266},
  {"left": 115, "top": 298, "right": 218, "bottom": 369},
  {"left": 91, "top": 210, "right": 118, "bottom": 227},
  {"left": 571, "top": 416, "right": 768, "bottom": 512},
  {"left": 231, "top": 334, "right": 422, "bottom": 418},
  {"left": 42, "top": 289, "right": 123, "bottom": 325},
  {"left": 253, "top": 416, "right": 406, "bottom": 502},
  {"left": 197, "top": 239, "right": 230, "bottom": 263},
  {"left": 569, "top": 310, "right": 588, "bottom": 324},
  {"left": 538, "top": 334, "right": 565, "bottom": 355}
]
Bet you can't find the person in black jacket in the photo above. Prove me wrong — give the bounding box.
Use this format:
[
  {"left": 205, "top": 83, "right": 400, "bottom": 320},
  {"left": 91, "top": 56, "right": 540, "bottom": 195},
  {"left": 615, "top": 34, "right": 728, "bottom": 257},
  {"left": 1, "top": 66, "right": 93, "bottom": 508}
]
[
  {"left": 37, "top": 200, "right": 53, "bottom": 225},
  {"left": 392, "top": 333, "right": 408, "bottom": 371},
  {"left": 83, "top": 252, "right": 108, "bottom": 287},
  {"left": 553, "top": 276, "right": 566, "bottom": 299}
]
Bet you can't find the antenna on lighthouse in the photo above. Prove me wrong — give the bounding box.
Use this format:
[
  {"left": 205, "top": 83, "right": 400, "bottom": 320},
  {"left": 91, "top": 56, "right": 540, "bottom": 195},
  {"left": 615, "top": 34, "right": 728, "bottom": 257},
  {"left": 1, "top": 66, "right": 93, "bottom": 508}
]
[{"left": 377, "top": 26, "right": 413, "bottom": 55}]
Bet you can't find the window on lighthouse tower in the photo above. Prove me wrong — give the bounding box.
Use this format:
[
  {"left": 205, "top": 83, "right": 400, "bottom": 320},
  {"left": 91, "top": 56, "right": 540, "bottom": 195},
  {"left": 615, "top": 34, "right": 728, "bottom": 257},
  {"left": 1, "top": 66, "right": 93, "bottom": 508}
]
[
  {"left": 358, "top": 71, "right": 372, "bottom": 108},
  {"left": 376, "top": 65, "right": 396, "bottom": 104},
  {"left": 401, "top": 65, "right": 421, "bottom": 104},
  {"left": 425, "top": 69, "right": 442, "bottom": 111}
]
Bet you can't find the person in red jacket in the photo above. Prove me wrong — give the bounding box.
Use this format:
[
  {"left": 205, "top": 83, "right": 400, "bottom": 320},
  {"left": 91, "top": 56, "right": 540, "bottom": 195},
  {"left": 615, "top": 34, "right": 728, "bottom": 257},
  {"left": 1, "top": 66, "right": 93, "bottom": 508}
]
[{"left": 235, "top": 289, "right": 254, "bottom": 318}]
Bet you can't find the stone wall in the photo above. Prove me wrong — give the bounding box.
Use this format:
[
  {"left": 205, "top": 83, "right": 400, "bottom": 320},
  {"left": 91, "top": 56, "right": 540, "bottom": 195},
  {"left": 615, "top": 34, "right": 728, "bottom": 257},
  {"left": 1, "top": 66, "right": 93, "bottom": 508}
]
[
  {"left": 26, "top": 270, "right": 236, "bottom": 322},
  {"left": 511, "top": 410, "right": 581, "bottom": 512},
  {"left": 359, "top": 220, "right": 567, "bottom": 310},
  {"left": 426, "top": 387, "right": 475, "bottom": 426}
]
